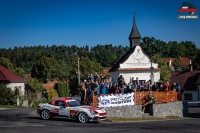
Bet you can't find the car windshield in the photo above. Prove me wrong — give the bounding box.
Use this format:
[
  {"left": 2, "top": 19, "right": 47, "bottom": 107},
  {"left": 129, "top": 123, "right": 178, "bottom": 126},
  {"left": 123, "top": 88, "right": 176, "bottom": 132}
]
[{"left": 67, "top": 100, "right": 81, "bottom": 107}]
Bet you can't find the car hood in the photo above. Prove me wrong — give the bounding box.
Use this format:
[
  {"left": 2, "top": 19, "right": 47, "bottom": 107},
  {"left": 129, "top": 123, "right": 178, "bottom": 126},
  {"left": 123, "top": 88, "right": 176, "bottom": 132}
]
[{"left": 78, "top": 106, "right": 103, "bottom": 111}]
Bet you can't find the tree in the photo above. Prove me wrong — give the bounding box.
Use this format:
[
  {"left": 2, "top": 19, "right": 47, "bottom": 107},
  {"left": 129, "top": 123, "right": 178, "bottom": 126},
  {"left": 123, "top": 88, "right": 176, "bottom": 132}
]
[
  {"left": 173, "top": 58, "right": 182, "bottom": 71},
  {"left": 31, "top": 56, "right": 59, "bottom": 82},
  {"left": 0, "top": 57, "right": 14, "bottom": 71},
  {"left": 26, "top": 78, "right": 44, "bottom": 93},
  {"left": 54, "top": 82, "right": 69, "bottom": 97},
  {"left": 0, "top": 84, "right": 15, "bottom": 105},
  {"left": 151, "top": 53, "right": 171, "bottom": 82}
]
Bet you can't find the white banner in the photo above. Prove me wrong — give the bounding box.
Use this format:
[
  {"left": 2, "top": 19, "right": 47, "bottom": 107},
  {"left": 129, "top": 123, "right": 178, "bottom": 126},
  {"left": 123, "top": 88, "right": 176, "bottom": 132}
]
[{"left": 98, "top": 93, "right": 134, "bottom": 107}]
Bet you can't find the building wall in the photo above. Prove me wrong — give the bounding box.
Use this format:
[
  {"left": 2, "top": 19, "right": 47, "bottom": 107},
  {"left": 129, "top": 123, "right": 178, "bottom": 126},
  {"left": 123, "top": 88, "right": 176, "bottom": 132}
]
[
  {"left": 110, "top": 70, "right": 160, "bottom": 84},
  {"left": 6, "top": 83, "right": 25, "bottom": 96},
  {"left": 182, "top": 90, "right": 199, "bottom": 106}
]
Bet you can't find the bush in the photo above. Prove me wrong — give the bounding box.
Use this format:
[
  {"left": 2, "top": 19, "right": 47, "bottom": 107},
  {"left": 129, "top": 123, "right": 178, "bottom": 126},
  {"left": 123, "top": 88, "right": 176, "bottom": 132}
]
[
  {"left": 31, "top": 98, "right": 48, "bottom": 108},
  {"left": 47, "top": 89, "right": 58, "bottom": 102}
]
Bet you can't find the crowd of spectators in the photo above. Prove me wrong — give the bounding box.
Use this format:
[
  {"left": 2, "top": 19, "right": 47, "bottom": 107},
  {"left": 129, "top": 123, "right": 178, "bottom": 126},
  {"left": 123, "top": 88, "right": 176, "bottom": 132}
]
[{"left": 77, "top": 73, "right": 182, "bottom": 105}]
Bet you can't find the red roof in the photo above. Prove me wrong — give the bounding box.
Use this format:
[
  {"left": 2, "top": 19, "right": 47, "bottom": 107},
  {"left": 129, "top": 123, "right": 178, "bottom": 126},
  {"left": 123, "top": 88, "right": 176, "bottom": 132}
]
[
  {"left": 104, "top": 67, "right": 112, "bottom": 77},
  {"left": 43, "top": 81, "right": 56, "bottom": 91},
  {"left": 170, "top": 71, "right": 200, "bottom": 91},
  {"left": 162, "top": 57, "right": 191, "bottom": 66},
  {"left": 0, "top": 64, "right": 24, "bottom": 83}
]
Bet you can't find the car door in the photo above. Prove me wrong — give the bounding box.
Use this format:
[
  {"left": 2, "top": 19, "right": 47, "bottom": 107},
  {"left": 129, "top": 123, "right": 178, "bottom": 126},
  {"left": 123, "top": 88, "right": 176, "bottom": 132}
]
[{"left": 55, "top": 101, "right": 69, "bottom": 117}]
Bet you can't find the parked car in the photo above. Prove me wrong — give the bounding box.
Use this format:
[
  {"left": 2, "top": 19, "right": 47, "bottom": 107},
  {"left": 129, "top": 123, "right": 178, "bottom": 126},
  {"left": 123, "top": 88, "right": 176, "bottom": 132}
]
[{"left": 37, "top": 97, "right": 106, "bottom": 123}]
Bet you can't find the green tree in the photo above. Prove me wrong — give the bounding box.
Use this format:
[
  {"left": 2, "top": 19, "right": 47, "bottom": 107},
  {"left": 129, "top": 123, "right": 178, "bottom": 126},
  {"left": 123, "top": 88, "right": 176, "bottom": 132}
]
[
  {"left": 151, "top": 53, "right": 171, "bottom": 82},
  {"left": 31, "top": 56, "right": 59, "bottom": 82},
  {"left": 173, "top": 58, "right": 182, "bottom": 71},
  {"left": 54, "top": 82, "right": 70, "bottom": 97},
  {"left": 0, "top": 57, "right": 14, "bottom": 71},
  {"left": 0, "top": 84, "right": 15, "bottom": 105},
  {"left": 26, "top": 78, "right": 44, "bottom": 93}
]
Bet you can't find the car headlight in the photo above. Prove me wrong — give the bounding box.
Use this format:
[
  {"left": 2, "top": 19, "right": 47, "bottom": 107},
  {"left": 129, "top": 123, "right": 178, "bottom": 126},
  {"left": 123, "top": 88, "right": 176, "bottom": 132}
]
[{"left": 90, "top": 110, "right": 96, "bottom": 116}]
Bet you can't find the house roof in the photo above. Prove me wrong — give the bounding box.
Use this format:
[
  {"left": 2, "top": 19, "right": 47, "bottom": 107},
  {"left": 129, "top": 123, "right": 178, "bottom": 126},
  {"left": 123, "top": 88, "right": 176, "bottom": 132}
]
[
  {"left": 109, "top": 45, "right": 155, "bottom": 72},
  {"left": 162, "top": 57, "right": 191, "bottom": 66},
  {"left": 43, "top": 81, "right": 56, "bottom": 91},
  {"left": 196, "top": 76, "right": 200, "bottom": 85},
  {"left": 170, "top": 71, "right": 200, "bottom": 91},
  {"left": 0, "top": 64, "right": 24, "bottom": 83},
  {"left": 104, "top": 67, "right": 112, "bottom": 77}
]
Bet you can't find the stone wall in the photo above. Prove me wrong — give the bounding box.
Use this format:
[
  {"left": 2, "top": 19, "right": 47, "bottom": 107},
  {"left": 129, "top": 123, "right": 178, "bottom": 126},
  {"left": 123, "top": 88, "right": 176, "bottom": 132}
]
[
  {"left": 153, "top": 101, "right": 188, "bottom": 117},
  {"left": 105, "top": 105, "right": 143, "bottom": 118},
  {"left": 104, "top": 101, "right": 188, "bottom": 118}
]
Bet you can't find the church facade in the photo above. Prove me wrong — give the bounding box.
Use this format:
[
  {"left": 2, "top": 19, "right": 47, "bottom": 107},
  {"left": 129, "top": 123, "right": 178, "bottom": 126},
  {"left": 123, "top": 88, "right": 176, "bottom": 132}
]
[{"left": 109, "top": 15, "right": 161, "bottom": 84}]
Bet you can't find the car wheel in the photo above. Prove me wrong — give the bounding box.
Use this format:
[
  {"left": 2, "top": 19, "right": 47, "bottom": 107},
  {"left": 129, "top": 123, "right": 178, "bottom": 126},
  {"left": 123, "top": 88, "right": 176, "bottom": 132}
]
[
  {"left": 77, "top": 112, "right": 89, "bottom": 123},
  {"left": 41, "top": 110, "right": 51, "bottom": 120}
]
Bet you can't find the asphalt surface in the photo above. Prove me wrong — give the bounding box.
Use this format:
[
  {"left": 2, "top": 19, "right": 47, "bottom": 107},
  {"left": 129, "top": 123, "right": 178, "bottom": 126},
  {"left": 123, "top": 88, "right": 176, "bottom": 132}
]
[{"left": 0, "top": 107, "right": 200, "bottom": 133}]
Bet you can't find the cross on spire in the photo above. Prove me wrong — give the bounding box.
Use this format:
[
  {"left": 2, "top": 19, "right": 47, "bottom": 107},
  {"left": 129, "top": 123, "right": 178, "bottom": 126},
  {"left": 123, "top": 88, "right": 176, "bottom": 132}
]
[{"left": 133, "top": 11, "right": 136, "bottom": 20}]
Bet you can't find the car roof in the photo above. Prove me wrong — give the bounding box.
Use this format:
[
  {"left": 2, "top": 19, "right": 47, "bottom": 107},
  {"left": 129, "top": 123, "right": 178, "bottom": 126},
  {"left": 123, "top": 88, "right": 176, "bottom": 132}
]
[{"left": 52, "top": 97, "right": 73, "bottom": 101}]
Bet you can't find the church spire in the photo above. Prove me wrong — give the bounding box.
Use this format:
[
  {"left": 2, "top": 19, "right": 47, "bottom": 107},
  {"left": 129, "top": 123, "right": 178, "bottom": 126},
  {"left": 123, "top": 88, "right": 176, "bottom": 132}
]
[{"left": 129, "top": 12, "right": 141, "bottom": 49}]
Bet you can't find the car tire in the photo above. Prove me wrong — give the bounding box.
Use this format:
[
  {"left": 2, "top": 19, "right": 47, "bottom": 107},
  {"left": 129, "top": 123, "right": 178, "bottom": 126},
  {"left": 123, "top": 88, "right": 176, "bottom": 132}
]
[
  {"left": 41, "top": 110, "right": 51, "bottom": 120},
  {"left": 77, "top": 112, "right": 89, "bottom": 123}
]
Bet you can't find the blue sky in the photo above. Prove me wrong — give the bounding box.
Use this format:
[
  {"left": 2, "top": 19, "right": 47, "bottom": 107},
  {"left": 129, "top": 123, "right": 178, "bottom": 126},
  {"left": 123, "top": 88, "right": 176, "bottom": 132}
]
[{"left": 0, "top": 0, "right": 199, "bottom": 49}]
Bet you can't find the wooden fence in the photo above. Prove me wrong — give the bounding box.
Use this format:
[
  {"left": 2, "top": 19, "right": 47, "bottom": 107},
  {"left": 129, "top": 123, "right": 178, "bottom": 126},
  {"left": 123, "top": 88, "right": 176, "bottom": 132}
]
[{"left": 92, "top": 91, "right": 182, "bottom": 107}]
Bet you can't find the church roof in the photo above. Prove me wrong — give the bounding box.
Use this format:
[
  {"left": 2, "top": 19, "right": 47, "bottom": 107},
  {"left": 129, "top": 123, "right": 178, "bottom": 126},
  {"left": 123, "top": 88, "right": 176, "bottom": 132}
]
[
  {"left": 0, "top": 64, "right": 24, "bottom": 83},
  {"left": 109, "top": 45, "right": 156, "bottom": 72},
  {"left": 129, "top": 16, "right": 141, "bottom": 39}
]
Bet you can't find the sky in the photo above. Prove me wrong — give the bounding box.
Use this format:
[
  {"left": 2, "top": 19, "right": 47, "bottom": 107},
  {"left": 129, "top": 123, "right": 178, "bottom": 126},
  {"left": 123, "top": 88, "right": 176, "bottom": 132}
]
[{"left": 0, "top": 0, "right": 200, "bottom": 49}]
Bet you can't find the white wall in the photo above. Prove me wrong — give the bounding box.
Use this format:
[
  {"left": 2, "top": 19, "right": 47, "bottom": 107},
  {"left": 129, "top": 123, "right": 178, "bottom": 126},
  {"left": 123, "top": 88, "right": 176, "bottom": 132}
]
[
  {"left": 182, "top": 90, "right": 199, "bottom": 106},
  {"left": 110, "top": 70, "right": 160, "bottom": 84},
  {"left": 110, "top": 71, "right": 119, "bottom": 83},
  {"left": 6, "top": 83, "right": 25, "bottom": 96}
]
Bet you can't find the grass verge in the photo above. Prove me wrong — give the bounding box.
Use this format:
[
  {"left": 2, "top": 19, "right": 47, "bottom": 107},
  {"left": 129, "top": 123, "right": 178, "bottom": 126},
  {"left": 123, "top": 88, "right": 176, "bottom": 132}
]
[{"left": 107, "top": 116, "right": 182, "bottom": 122}]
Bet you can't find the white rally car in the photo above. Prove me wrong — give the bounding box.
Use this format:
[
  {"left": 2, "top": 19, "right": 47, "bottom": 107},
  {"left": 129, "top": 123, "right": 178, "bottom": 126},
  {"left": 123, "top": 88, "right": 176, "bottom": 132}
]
[{"left": 37, "top": 97, "right": 106, "bottom": 123}]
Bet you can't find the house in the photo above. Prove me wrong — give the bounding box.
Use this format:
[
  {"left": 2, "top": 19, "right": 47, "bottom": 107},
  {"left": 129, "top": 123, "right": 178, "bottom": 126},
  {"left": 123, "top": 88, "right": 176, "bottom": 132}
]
[
  {"left": 109, "top": 15, "right": 161, "bottom": 83},
  {"left": 162, "top": 57, "right": 192, "bottom": 71},
  {"left": 170, "top": 70, "right": 200, "bottom": 106},
  {"left": 0, "top": 64, "right": 25, "bottom": 95}
]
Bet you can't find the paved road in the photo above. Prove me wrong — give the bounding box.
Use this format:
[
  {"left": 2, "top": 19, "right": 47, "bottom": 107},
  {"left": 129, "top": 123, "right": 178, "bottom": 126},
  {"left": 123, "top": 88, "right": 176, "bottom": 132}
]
[{"left": 0, "top": 107, "right": 200, "bottom": 133}]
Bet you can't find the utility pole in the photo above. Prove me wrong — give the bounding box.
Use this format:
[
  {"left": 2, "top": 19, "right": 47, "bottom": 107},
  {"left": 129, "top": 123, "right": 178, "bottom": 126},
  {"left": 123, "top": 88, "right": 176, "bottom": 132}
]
[
  {"left": 150, "top": 59, "right": 154, "bottom": 85},
  {"left": 74, "top": 52, "right": 80, "bottom": 85}
]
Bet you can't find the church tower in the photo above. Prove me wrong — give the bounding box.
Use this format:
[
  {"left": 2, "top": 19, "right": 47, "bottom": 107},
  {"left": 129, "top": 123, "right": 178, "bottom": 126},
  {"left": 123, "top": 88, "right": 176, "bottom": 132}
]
[{"left": 128, "top": 12, "right": 141, "bottom": 48}]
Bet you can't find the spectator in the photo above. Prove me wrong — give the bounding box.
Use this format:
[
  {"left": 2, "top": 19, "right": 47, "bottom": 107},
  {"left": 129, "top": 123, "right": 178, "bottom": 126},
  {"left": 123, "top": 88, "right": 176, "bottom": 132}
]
[
  {"left": 101, "top": 81, "right": 107, "bottom": 94},
  {"left": 80, "top": 83, "right": 86, "bottom": 105},
  {"left": 95, "top": 80, "right": 100, "bottom": 95},
  {"left": 117, "top": 75, "right": 124, "bottom": 89},
  {"left": 152, "top": 82, "right": 159, "bottom": 91},
  {"left": 140, "top": 81, "right": 146, "bottom": 91},
  {"left": 146, "top": 81, "right": 152, "bottom": 91},
  {"left": 142, "top": 93, "right": 155, "bottom": 112},
  {"left": 100, "top": 74, "right": 105, "bottom": 82},
  {"left": 171, "top": 82, "right": 177, "bottom": 91},
  {"left": 176, "top": 82, "right": 182, "bottom": 92},
  {"left": 136, "top": 77, "right": 141, "bottom": 90},
  {"left": 127, "top": 79, "right": 133, "bottom": 93},
  {"left": 132, "top": 81, "right": 137, "bottom": 92},
  {"left": 112, "top": 82, "right": 118, "bottom": 94},
  {"left": 163, "top": 81, "right": 169, "bottom": 91},
  {"left": 88, "top": 73, "right": 94, "bottom": 81}
]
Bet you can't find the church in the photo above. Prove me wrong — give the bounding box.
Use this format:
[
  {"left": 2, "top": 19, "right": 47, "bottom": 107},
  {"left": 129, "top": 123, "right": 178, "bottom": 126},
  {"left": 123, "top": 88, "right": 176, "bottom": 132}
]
[{"left": 109, "top": 15, "right": 161, "bottom": 84}]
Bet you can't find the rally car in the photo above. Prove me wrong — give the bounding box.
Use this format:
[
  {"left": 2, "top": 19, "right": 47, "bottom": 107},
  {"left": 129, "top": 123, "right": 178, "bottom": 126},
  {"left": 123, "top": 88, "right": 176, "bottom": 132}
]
[{"left": 37, "top": 97, "right": 106, "bottom": 123}]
